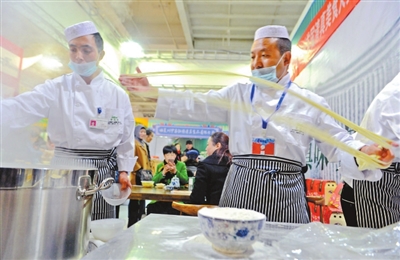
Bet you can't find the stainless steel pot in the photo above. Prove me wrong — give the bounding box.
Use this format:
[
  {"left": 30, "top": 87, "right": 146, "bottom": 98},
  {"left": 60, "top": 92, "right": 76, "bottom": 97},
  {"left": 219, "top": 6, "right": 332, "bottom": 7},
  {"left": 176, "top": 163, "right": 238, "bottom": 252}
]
[{"left": 0, "top": 165, "right": 113, "bottom": 259}]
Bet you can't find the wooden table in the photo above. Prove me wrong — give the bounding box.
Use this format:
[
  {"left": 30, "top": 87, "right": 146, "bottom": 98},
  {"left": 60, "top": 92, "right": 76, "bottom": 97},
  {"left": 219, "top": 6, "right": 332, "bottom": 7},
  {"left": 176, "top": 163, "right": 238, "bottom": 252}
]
[{"left": 128, "top": 185, "right": 191, "bottom": 201}]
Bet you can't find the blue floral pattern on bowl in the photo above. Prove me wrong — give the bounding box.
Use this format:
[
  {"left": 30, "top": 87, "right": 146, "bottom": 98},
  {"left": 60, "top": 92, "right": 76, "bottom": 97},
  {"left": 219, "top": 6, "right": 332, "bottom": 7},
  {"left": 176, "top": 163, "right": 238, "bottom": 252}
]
[{"left": 198, "top": 207, "right": 266, "bottom": 254}]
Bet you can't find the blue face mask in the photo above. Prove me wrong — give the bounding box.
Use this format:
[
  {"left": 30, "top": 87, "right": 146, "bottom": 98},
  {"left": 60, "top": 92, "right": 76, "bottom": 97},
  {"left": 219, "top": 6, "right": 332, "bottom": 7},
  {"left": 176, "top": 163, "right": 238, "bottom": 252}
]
[
  {"left": 251, "top": 54, "right": 285, "bottom": 84},
  {"left": 68, "top": 60, "right": 98, "bottom": 77}
]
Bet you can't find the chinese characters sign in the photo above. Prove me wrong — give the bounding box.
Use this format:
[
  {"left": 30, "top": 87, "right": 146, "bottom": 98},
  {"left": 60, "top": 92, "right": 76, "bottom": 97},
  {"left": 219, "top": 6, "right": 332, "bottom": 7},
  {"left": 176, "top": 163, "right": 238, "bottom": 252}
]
[
  {"left": 291, "top": 0, "right": 360, "bottom": 80},
  {"left": 154, "top": 124, "right": 222, "bottom": 138}
]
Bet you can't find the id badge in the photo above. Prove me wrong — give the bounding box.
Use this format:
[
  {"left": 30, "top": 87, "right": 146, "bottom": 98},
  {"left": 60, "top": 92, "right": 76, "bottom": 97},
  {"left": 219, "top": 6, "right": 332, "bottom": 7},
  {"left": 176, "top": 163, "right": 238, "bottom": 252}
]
[
  {"left": 89, "top": 118, "right": 108, "bottom": 130},
  {"left": 252, "top": 137, "right": 275, "bottom": 155}
]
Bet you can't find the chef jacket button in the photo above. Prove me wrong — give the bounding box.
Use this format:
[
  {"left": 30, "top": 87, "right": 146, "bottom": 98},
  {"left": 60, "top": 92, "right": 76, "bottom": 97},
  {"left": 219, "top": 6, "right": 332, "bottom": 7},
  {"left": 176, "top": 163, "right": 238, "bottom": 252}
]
[
  {"left": 75, "top": 122, "right": 79, "bottom": 126},
  {"left": 75, "top": 103, "right": 80, "bottom": 107}
]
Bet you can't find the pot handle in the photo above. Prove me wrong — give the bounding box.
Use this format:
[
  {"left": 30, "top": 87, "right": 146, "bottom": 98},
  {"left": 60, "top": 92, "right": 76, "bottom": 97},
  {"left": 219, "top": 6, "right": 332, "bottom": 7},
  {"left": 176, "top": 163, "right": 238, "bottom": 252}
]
[
  {"left": 76, "top": 177, "right": 114, "bottom": 200},
  {"left": 98, "top": 177, "right": 114, "bottom": 191}
]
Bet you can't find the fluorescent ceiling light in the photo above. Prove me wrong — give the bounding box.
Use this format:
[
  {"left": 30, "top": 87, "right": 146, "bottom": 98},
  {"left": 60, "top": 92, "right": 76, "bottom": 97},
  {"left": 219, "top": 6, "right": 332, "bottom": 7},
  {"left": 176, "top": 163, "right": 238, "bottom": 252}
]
[
  {"left": 39, "top": 56, "right": 63, "bottom": 70},
  {"left": 22, "top": 54, "right": 43, "bottom": 70},
  {"left": 120, "top": 41, "right": 144, "bottom": 58}
]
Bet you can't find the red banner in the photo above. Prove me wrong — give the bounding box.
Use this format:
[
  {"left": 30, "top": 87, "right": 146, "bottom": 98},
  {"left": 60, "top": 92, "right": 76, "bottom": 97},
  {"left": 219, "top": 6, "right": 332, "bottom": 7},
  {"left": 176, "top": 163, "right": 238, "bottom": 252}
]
[
  {"left": 291, "top": 0, "right": 360, "bottom": 80},
  {"left": 1, "top": 36, "right": 23, "bottom": 97}
]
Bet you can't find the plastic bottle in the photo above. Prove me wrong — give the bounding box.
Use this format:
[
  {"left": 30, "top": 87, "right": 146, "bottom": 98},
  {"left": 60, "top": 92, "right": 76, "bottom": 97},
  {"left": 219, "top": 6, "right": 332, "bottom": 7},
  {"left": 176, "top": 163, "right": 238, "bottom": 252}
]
[{"left": 188, "top": 177, "right": 194, "bottom": 191}]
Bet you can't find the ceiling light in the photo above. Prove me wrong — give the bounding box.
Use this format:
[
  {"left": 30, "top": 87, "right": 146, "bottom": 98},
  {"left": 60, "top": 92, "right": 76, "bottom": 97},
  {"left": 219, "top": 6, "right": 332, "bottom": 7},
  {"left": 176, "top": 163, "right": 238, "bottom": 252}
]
[
  {"left": 22, "top": 54, "right": 43, "bottom": 70},
  {"left": 120, "top": 41, "right": 144, "bottom": 58},
  {"left": 39, "top": 56, "right": 63, "bottom": 70}
]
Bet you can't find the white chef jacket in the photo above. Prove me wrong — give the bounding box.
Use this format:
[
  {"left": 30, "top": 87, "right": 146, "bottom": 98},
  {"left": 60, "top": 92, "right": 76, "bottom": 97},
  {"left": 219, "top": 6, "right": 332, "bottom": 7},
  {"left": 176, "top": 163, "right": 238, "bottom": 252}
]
[
  {"left": 156, "top": 73, "right": 368, "bottom": 172},
  {"left": 1, "top": 71, "right": 135, "bottom": 172},
  {"left": 341, "top": 72, "right": 400, "bottom": 185}
]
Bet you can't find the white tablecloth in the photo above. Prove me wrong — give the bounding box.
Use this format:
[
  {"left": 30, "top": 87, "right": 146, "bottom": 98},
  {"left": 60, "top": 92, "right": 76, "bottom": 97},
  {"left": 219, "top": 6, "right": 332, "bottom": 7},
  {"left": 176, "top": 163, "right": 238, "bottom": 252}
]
[{"left": 83, "top": 214, "right": 400, "bottom": 259}]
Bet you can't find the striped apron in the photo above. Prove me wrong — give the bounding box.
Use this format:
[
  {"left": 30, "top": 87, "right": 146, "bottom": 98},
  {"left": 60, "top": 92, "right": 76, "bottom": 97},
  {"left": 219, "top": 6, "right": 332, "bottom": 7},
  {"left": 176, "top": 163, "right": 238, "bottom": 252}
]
[
  {"left": 52, "top": 147, "right": 118, "bottom": 221},
  {"left": 353, "top": 162, "right": 400, "bottom": 228},
  {"left": 219, "top": 155, "right": 310, "bottom": 223}
]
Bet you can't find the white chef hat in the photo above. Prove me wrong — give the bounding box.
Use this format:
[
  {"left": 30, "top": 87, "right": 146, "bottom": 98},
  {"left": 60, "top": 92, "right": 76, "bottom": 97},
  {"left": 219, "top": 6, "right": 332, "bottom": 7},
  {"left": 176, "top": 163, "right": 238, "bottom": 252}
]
[
  {"left": 254, "top": 25, "right": 290, "bottom": 41},
  {"left": 64, "top": 21, "right": 99, "bottom": 42}
]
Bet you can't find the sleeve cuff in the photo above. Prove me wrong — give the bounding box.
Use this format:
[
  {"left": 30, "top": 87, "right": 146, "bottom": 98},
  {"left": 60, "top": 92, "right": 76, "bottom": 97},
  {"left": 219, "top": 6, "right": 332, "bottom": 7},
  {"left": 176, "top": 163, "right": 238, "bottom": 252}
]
[
  {"left": 117, "top": 156, "right": 137, "bottom": 173},
  {"left": 339, "top": 150, "right": 382, "bottom": 181}
]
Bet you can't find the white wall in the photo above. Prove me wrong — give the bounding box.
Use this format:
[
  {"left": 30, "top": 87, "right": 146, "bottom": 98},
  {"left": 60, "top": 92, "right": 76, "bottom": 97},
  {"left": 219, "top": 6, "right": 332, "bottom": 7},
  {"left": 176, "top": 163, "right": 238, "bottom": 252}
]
[
  {"left": 148, "top": 136, "right": 174, "bottom": 160},
  {"left": 295, "top": 1, "right": 400, "bottom": 95}
]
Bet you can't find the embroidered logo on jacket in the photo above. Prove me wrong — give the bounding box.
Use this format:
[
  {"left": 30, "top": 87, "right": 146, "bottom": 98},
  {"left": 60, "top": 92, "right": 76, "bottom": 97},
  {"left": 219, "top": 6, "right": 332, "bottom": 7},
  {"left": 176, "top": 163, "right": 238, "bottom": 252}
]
[{"left": 108, "top": 116, "right": 122, "bottom": 125}]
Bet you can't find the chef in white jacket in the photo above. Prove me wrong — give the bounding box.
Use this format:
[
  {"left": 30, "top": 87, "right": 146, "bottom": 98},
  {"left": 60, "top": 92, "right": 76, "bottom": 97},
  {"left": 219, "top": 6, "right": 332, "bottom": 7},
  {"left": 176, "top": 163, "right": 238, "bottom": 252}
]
[
  {"left": 119, "top": 25, "right": 394, "bottom": 223},
  {"left": 1, "top": 21, "right": 135, "bottom": 220},
  {"left": 340, "top": 72, "right": 400, "bottom": 228}
]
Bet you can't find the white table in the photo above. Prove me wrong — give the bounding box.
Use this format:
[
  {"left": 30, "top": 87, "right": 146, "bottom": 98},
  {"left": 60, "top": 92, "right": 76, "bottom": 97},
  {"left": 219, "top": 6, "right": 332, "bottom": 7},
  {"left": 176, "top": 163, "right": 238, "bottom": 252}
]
[{"left": 83, "top": 214, "right": 400, "bottom": 259}]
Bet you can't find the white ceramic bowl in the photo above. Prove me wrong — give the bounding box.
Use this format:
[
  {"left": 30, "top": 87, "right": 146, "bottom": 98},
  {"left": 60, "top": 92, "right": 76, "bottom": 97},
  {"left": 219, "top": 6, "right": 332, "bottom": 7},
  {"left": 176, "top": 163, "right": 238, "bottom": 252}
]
[
  {"left": 198, "top": 207, "right": 266, "bottom": 254},
  {"left": 102, "top": 183, "right": 131, "bottom": 206},
  {"left": 90, "top": 218, "right": 125, "bottom": 242},
  {"left": 155, "top": 183, "right": 165, "bottom": 189},
  {"left": 141, "top": 180, "right": 154, "bottom": 188}
]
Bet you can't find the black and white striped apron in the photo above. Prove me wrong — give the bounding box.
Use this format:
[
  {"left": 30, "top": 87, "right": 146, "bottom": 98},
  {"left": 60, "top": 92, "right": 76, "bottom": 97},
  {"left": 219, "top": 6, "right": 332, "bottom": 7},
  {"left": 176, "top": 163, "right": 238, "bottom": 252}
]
[
  {"left": 52, "top": 147, "right": 118, "bottom": 221},
  {"left": 219, "top": 155, "right": 309, "bottom": 223},
  {"left": 353, "top": 162, "right": 400, "bottom": 228}
]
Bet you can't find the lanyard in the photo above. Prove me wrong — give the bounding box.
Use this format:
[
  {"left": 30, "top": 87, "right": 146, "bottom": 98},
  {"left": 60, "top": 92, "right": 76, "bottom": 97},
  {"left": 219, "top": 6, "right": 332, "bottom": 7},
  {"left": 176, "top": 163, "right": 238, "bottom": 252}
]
[{"left": 250, "top": 81, "right": 291, "bottom": 129}]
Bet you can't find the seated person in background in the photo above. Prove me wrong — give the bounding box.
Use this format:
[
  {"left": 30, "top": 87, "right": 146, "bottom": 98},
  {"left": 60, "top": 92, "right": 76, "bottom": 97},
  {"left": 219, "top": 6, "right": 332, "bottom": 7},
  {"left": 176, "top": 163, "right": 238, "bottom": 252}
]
[
  {"left": 190, "top": 132, "right": 232, "bottom": 205},
  {"left": 183, "top": 140, "right": 200, "bottom": 155},
  {"left": 174, "top": 143, "right": 183, "bottom": 161},
  {"left": 184, "top": 149, "right": 199, "bottom": 177},
  {"left": 147, "top": 145, "right": 188, "bottom": 215},
  {"left": 181, "top": 140, "right": 199, "bottom": 164}
]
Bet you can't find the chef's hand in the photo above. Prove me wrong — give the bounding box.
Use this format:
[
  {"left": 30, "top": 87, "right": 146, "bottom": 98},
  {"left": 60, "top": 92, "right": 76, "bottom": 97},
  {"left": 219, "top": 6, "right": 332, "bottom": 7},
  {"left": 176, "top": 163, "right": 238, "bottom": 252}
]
[
  {"left": 359, "top": 142, "right": 397, "bottom": 165},
  {"left": 119, "top": 67, "right": 151, "bottom": 92},
  {"left": 118, "top": 171, "right": 132, "bottom": 190}
]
